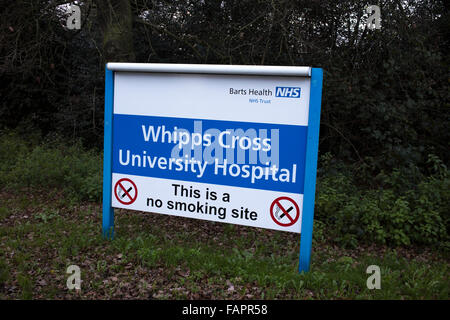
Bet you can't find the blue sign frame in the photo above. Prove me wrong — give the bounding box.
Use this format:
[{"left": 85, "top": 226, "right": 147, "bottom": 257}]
[
  {"left": 102, "top": 67, "right": 115, "bottom": 240},
  {"left": 102, "top": 65, "right": 323, "bottom": 273},
  {"left": 298, "top": 68, "right": 323, "bottom": 273}
]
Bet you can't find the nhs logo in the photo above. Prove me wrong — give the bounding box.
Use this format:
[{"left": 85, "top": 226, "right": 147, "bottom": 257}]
[{"left": 275, "top": 87, "right": 301, "bottom": 98}]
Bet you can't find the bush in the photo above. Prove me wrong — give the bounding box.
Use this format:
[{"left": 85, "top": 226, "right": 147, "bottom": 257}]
[
  {"left": 1, "top": 131, "right": 448, "bottom": 248},
  {"left": 315, "top": 154, "right": 449, "bottom": 248},
  {"left": 407, "top": 174, "right": 449, "bottom": 246},
  {"left": 0, "top": 131, "right": 31, "bottom": 173},
  {"left": 0, "top": 132, "right": 102, "bottom": 202}
]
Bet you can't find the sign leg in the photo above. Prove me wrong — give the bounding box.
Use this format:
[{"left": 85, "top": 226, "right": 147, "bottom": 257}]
[
  {"left": 102, "top": 66, "right": 115, "bottom": 239},
  {"left": 299, "top": 68, "right": 323, "bottom": 272}
]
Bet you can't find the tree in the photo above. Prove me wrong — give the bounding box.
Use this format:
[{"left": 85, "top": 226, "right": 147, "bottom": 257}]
[{"left": 98, "top": 0, "right": 135, "bottom": 62}]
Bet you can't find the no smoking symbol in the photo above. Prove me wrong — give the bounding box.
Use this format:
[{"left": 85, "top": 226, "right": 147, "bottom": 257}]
[
  {"left": 114, "top": 178, "right": 138, "bottom": 205},
  {"left": 270, "top": 197, "right": 300, "bottom": 227}
]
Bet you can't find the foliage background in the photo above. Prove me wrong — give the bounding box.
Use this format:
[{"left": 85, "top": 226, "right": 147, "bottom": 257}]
[{"left": 0, "top": 0, "right": 448, "bottom": 248}]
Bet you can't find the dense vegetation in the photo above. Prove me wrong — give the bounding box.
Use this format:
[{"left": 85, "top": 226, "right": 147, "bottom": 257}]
[
  {"left": 0, "top": 133, "right": 448, "bottom": 299},
  {"left": 0, "top": 1, "right": 448, "bottom": 248},
  {"left": 0, "top": 0, "right": 448, "bottom": 300},
  {"left": 1, "top": 131, "right": 448, "bottom": 250}
]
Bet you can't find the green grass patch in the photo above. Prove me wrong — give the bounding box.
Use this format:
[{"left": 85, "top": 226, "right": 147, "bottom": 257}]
[
  {"left": 0, "top": 131, "right": 102, "bottom": 202},
  {"left": 0, "top": 194, "right": 448, "bottom": 299},
  {"left": 0, "top": 130, "right": 448, "bottom": 299}
]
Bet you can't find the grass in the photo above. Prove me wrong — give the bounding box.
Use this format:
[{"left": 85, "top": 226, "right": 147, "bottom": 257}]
[
  {"left": 0, "top": 131, "right": 448, "bottom": 299},
  {"left": 0, "top": 190, "right": 448, "bottom": 299}
]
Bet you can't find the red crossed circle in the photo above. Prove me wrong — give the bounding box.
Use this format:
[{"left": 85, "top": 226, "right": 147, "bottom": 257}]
[
  {"left": 114, "top": 178, "right": 138, "bottom": 205},
  {"left": 270, "top": 196, "right": 300, "bottom": 227}
]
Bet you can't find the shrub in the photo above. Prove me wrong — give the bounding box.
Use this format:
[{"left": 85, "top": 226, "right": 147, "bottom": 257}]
[
  {"left": 0, "top": 132, "right": 102, "bottom": 202},
  {"left": 1, "top": 132, "right": 448, "bottom": 248},
  {"left": 315, "top": 154, "right": 449, "bottom": 248},
  {"left": 0, "top": 131, "right": 31, "bottom": 173}
]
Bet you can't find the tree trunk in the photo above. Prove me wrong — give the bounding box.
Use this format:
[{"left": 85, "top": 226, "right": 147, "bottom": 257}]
[{"left": 97, "top": 0, "right": 135, "bottom": 62}]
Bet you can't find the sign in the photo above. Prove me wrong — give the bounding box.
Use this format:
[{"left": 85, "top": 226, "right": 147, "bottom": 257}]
[
  {"left": 102, "top": 63, "right": 323, "bottom": 272},
  {"left": 270, "top": 196, "right": 300, "bottom": 227},
  {"left": 114, "top": 178, "right": 137, "bottom": 205}
]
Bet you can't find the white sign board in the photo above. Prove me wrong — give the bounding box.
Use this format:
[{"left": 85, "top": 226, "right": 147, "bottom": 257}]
[{"left": 102, "top": 63, "right": 323, "bottom": 271}]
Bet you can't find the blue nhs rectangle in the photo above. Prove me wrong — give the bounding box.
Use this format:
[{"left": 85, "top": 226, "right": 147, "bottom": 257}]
[{"left": 275, "top": 87, "right": 301, "bottom": 98}]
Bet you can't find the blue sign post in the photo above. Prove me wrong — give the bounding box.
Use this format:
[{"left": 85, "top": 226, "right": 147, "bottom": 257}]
[
  {"left": 102, "top": 63, "right": 323, "bottom": 273},
  {"left": 299, "top": 68, "right": 323, "bottom": 273},
  {"left": 102, "top": 68, "right": 115, "bottom": 239}
]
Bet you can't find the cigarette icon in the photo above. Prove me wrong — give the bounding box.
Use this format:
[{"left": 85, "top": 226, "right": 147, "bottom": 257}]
[
  {"left": 121, "top": 187, "right": 132, "bottom": 198},
  {"left": 274, "top": 204, "right": 293, "bottom": 219}
]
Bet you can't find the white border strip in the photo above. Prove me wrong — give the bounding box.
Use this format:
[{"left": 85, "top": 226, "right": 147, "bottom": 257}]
[{"left": 107, "top": 63, "right": 311, "bottom": 77}]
